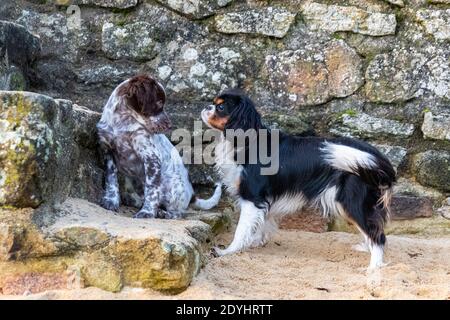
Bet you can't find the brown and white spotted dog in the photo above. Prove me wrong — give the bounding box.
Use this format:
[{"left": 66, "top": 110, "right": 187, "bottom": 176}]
[{"left": 97, "top": 75, "right": 222, "bottom": 219}]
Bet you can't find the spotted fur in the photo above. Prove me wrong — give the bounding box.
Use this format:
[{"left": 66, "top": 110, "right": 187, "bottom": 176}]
[{"left": 97, "top": 75, "right": 221, "bottom": 219}]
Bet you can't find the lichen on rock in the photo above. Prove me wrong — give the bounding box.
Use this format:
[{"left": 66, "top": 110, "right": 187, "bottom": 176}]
[
  {"left": 300, "top": 2, "right": 397, "bottom": 36},
  {"left": 102, "top": 21, "right": 161, "bottom": 61},
  {"left": 412, "top": 150, "right": 450, "bottom": 192},
  {"left": 215, "top": 7, "right": 296, "bottom": 38},
  {"left": 416, "top": 9, "right": 450, "bottom": 41},
  {"left": 330, "top": 112, "right": 415, "bottom": 140},
  {"left": 75, "top": 0, "right": 138, "bottom": 9},
  {"left": 422, "top": 111, "right": 450, "bottom": 141},
  {"left": 264, "top": 39, "right": 363, "bottom": 107},
  {"left": 154, "top": 0, "right": 233, "bottom": 19}
]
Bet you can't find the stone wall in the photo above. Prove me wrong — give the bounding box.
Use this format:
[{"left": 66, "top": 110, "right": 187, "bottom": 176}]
[
  {"left": 6, "top": 0, "right": 449, "bottom": 208},
  {"left": 0, "top": 0, "right": 449, "bottom": 294}
]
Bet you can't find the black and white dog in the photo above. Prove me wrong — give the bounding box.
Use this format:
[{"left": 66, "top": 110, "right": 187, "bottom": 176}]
[
  {"left": 201, "top": 90, "right": 396, "bottom": 269},
  {"left": 97, "top": 74, "right": 221, "bottom": 218}
]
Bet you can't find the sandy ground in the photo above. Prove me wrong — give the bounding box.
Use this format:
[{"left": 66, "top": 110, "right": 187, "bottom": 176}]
[{"left": 2, "top": 230, "right": 449, "bottom": 300}]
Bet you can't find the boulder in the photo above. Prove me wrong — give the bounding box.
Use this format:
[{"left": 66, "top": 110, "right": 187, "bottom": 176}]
[
  {"left": 0, "top": 198, "right": 229, "bottom": 294},
  {"left": 154, "top": 0, "right": 233, "bottom": 19},
  {"left": 215, "top": 7, "right": 296, "bottom": 38},
  {"left": 0, "top": 91, "right": 76, "bottom": 208},
  {"left": 412, "top": 150, "right": 450, "bottom": 192},
  {"left": 300, "top": 3, "right": 396, "bottom": 36},
  {"left": 0, "top": 92, "right": 106, "bottom": 208},
  {"left": 264, "top": 39, "right": 363, "bottom": 107},
  {"left": 422, "top": 111, "right": 450, "bottom": 141}
]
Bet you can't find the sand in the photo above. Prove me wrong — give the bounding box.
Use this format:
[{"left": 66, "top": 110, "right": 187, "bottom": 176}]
[{"left": 1, "top": 230, "right": 449, "bottom": 300}]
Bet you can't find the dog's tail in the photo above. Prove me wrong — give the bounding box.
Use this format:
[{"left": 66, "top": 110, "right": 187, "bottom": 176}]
[
  {"left": 321, "top": 141, "right": 396, "bottom": 218},
  {"left": 191, "top": 183, "right": 222, "bottom": 210}
]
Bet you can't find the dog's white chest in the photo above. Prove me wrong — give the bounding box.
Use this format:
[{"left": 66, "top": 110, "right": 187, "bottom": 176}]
[{"left": 215, "top": 139, "right": 242, "bottom": 196}]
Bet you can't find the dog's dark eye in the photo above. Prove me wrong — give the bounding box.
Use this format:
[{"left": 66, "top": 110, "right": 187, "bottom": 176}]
[{"left": 216, "top": 104, "right": 224, "bottom": 112}]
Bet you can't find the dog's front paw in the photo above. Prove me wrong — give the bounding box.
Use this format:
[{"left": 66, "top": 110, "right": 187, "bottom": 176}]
[
  {"left": 101, "top": 197, "right": 120, "bottom": 211},
  {"left": 133, "top": 209, "right": 157, "bottom": 219}
]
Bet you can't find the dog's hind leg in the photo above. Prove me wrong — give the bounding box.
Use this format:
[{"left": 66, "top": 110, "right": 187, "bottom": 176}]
[
  {"left": 337, "top": 176, "right": 388, "bottom": 270},
  {"left": 214, "top": 199, "right": 266, "bottom": 256},
  {"left": 101, "top": 152, "right": 121, "bottom": 211}
]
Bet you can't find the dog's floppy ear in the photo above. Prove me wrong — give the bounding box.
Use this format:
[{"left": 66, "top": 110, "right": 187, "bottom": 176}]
[
  {"left": 119, "top": 75, "right": 166, "bottom": 117},
  {"left": 225, "top": 94, "right": 263, "bottom": 132}
]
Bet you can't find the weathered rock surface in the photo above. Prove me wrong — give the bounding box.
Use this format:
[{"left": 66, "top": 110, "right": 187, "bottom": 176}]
[
  {"left": 422, "top": 111, "right": 450, "bottom": 141},
  {"left": 365, "top": 48, "right": 427, "bottom": 103},
  {"left": 416, "top": 9, "right": 450, "bottom": 41},
  {"left": 0, "top": 21, "right": 40, "bottom": 70},
  {"left": 412, "top": 151, "right": 450, "bottom": 192},
  {"left": 264, "top": 39, "right": 363, "bottom": 107},
  {"left": 16, "top": 10, "right": 90, "bottom": 62},
  {"left": 154, "top": 0, "right": 232, "bottom": 19},
  {"left": 215, "top": 7, "right": 296, "bottom": 38},
  {"left": 423, "top": 54, "right": 450, "bottom": 100},
  {"left": 0, "top": 91, "right": 105, "bottom": 207},
  {"left": 0, "top": 21, "right": 41, "bottom": 91},
  {"left": 102, "top": 22, "right": 161, "bottom": 61},
  {"left": 301, "top": 3, "right": 397, "bottom": 36},
  {"left": 390, "top": 195, "right": 433, "bottom": 220},
  {"left": 394, "top": 177, "right": 444, "bottom": 204},
  {"left": 0, "top": 198, "right": 229, "bottom": 294},
  {"left": 0, "top": 92, "right": 76, "bottom": 208},
  {"left": 74, "top": 0, "right": 138, "bottom": 8},
  {"left": 331, "top": 215, "right": 450, "bottom": 237},
  {"left": 155, "top": 43, "right": 254, "bottom": 100},
  {"left": 383, "top": 0, "right": 404, "bottom": 7},
  {"left": 330, "top": 112, "right": 415, "bottom": 140},
  {"left": 373, "top": 144, "right": 407, "bottom": 170}
]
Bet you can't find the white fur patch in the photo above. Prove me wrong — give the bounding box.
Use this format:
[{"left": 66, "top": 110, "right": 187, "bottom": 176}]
[
  {"left": 214, "top": 136, "right": 243, "bottom": 197},
  {"left": 193, "top": 183, "right": 222, "bottom": 210},
  {"left": 369, "top": 244, "right": 385, "bottom": 269},
  {"left": 321, "top": 142, "right": 377, "bottom": 175},
  {"left": 269, "top": 193, "right": 307, "bottom": 218},
  {"left": 215, "top": 199, "right": 266, "bottom": 256},
  {"left": 314, "top": 185, "right": 346, "bottom": 218}
]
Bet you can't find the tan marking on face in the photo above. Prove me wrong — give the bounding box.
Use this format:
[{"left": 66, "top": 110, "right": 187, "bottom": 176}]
[
  {"left": 207, "top": 113, "right": 229, "bottom": 131},
  {"left": 213, "top": 97, "right": 224, "bottom": 105}
]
